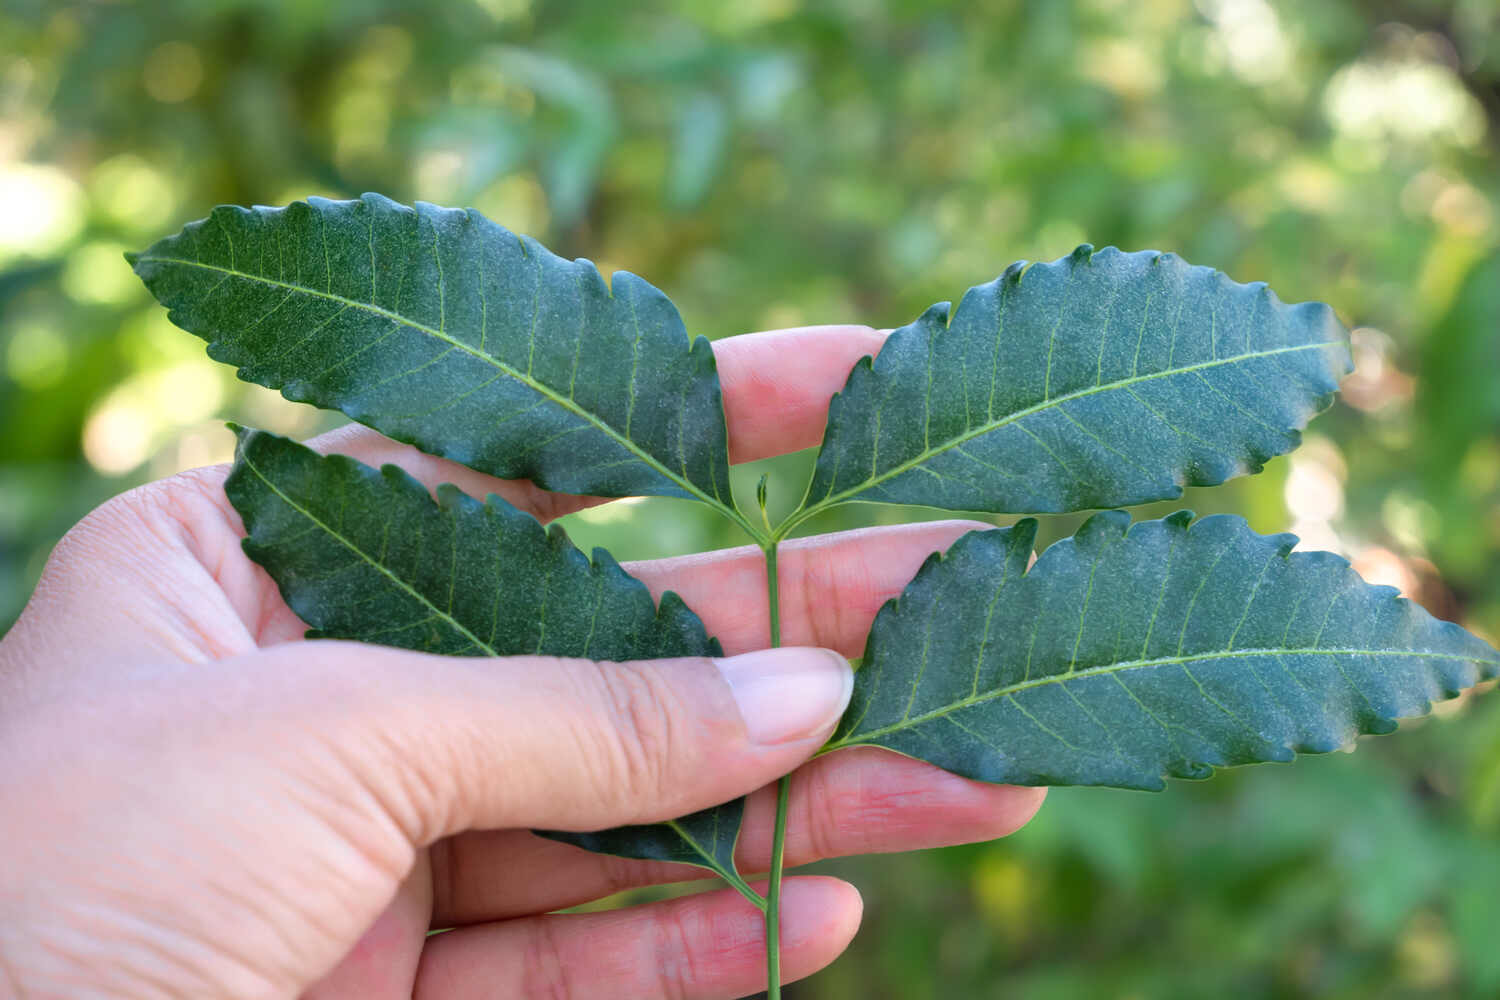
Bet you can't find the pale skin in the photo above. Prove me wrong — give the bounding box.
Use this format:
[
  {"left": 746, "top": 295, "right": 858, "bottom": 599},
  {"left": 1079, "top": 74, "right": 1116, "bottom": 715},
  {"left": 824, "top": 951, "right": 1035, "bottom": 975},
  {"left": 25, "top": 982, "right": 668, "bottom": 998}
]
[{"left": 0, "top": 326, "right": 1045, "bottom": 999}]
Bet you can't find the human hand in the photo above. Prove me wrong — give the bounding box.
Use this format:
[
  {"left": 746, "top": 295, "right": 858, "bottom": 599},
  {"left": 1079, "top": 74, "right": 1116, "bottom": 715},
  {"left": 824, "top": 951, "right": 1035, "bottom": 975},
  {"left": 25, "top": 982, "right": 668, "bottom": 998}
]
[{"left": 0, "top": 326, "right": 1045, "bottom": 999}]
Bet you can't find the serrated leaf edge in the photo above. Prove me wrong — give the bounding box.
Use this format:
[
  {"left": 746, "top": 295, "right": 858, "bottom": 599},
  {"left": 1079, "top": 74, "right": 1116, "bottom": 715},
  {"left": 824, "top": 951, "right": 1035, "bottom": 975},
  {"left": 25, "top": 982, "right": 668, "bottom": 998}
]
[
  {"left": 820, "top": 512, "right": 1500, "bottom": 780},
  {"left": 797, "top": 246, "right": 1352, "bottom": 521},
  {"left": 139, "top": 194, "right": 731, "bottom": 509},
  {"left": 229, "top": 425, "right": 713, "bottom": 656}
]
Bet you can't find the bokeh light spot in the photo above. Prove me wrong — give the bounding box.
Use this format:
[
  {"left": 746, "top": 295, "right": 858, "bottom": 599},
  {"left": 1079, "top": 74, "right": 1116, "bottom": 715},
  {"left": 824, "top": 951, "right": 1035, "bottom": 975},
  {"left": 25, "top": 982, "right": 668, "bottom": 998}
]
[
  {"left": 5, "top": 322, "right": 68, "bottom": 389},
  {"left": 413, "top": 150, "right": 467, "bottom": 204},
  {"left": 1325, "top": 46, "right": 1486, "bottom": 149},
  {"left": 0, "top": 163, "right": 84, "bottom": 261},
  {"left": 143, "top": 42, "right": 203, "bottom": 103},
  {"left": 90, "top": 154, "right": 177, "bottom": 233},
  {"left": 82, "top": 361, "right": 228, "bottom": 476},
  {"left": 472, "top": 0, "right": 531, "bottom": 23},
  {"left": 62, "top": 241, "right": 140, "bottom": 306},
  {"left": 1286, "top": 435, "right": 1347, "bottom": 553},
  {"left": 1382, "top": 491, "right": 1440, "bottom": 554},
  {"left": 473, "top": 173, "right": 550, "bottom": 236},
  {"left": 1196, "top": 0, "right": 1291, "bottom": 84},
  {"left": 83, "top": 400, "right": 154, "bottom": 475}
]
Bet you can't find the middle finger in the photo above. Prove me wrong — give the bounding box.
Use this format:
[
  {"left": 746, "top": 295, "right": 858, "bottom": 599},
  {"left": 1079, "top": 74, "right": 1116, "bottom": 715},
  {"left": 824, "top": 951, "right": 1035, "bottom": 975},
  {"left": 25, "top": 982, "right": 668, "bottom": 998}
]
[{"left": 432, "top": 749, "right": 1044, "bottom": 925}]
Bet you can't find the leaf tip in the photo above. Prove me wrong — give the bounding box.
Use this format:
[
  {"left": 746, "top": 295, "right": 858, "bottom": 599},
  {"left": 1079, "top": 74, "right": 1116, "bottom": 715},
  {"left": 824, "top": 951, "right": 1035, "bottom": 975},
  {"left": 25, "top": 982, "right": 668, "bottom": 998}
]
[
  {"left": 1163, "top": 508, "right": 1196, "bottom": 529},
  {"left": 227, "top": 423, "right": 266, "bottom": 461},
  {"left": 1007, "top": 518, "right": 1041, "bottom": 566},
  {"left": 1010, "top": 516, "right": 1040, "bottom": 544},
  {"left": 545, "top": 520, "right": 573, "bottom": 547},
  {"left": 912, "top": 300, "right": 952, "bottom": 329},
  {"left": 433, "top": 482, "right": 481, "bottom": 515},
  {"left": 1269, "top": 530, "right": 1299, "bottom": 558},
  {"left": 589, "top": 544, "right": 623, "bottom": 571}
]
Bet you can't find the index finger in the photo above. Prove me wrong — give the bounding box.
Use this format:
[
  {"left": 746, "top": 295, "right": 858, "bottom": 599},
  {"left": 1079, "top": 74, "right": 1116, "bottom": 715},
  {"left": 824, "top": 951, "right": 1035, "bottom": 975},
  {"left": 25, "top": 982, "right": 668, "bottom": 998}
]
[{"left": 303, "top": 325, "right": 887, "bottom": 520}]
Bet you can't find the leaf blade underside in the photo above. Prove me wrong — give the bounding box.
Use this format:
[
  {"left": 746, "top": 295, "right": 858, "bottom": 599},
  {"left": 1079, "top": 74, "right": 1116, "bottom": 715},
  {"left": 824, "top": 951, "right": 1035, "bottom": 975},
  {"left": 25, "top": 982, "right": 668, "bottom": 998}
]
[
  {"left": 824, "top": 512, "right": 1500, "bottom": 790},
  {"left": 807, "top": 245, "right": 1353, "bottom": 515},
  {"left": 224, "top": 427, "right": 742, "bottom": 879},
  {"left": 534, "top": 807, "right": 747, "bottom": 889},
  {"left": 132, "top": 194, "right": 731, "bottom": 503}
]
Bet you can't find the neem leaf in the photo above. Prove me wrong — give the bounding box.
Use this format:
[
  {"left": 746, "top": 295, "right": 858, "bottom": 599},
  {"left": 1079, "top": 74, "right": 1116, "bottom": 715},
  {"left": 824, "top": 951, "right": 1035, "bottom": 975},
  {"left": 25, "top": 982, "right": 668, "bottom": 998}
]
[
  {"left": 226, "top": 426, "right": 718, "bottom": 659},
  {"left": 535, "top": 800, "right": 748, "bottom": 894},
  {"left": 132, "top": 195, "right": 731, "bottom": 503},
  {"left": 806, "top": 246, "right": 1352, "bottom": 515},
  {"left": 224, "top": 426, "right": 743, "bottom": 880},
  {"left": 823, "top": 511, "right": 1500, "bottom": 790}
]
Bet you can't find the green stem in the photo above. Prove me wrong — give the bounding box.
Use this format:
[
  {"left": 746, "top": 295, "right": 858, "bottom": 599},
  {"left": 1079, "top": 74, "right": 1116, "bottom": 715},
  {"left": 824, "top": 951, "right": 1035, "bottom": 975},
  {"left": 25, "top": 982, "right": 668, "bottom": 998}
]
[
  {"left": 762, "top": 540, "right": 789, "bottom": 1000},
  {"left": 766, "top": 771, "right": 792, "bottom": 999},
  {"left": 765, "top": 540, "right": 782, "bottom": 650}
]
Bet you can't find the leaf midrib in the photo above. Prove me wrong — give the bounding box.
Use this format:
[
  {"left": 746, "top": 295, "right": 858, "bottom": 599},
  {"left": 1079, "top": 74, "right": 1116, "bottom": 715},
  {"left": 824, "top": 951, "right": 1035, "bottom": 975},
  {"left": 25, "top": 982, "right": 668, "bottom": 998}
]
[
  {"left": 144, "top": 255, "right": 720, "bottom": 507},
  {"left": 810, "top": 340, "right": 1343, "bottom": 514},
  {"left": 239, "top": 449, "right": 499, "bottom": 655},
  {"left": 825, "top": 644, "right": 1499, "bottom": 750},
  {"left": 666, "top": 818, "right": 728, "bottom": 871}
]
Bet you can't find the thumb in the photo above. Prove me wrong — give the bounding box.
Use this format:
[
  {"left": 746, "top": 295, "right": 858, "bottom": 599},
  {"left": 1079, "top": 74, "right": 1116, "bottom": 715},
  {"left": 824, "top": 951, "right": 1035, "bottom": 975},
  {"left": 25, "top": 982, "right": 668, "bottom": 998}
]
[{"left": 257, "top": 641, "right": 854, "bottom": 842}]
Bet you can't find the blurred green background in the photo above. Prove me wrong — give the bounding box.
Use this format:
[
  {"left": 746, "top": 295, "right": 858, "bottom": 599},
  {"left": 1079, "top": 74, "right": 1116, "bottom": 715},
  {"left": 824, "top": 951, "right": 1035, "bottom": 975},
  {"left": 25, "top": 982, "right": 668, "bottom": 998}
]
[{"left": 2, "top": 0, "right": 1498, "bottom": 995}]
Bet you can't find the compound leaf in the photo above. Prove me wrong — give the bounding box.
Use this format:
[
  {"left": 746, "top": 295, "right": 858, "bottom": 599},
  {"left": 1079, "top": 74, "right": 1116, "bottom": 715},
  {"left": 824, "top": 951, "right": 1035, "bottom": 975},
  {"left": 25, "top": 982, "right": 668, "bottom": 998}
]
[
  {"left": 225, "top": 426, "right": 743, "bottom": 880},
  {"left": 132, "top": 195, "right": 731, "bottom": 504},
  {"left": 823, "top": 511, "right": 1500, "bottom": 790},
  {"left": 807, "top": 246, "right": 1352, "bottom": 515}
]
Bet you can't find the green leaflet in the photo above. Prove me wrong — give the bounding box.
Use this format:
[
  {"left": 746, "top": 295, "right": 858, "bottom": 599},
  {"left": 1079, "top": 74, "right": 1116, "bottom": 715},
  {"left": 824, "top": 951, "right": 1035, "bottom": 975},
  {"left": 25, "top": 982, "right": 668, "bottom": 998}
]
[
  {"left": 226, "top": 426, "right": 719, "bottom": 658},
  {"left": 131, "top": 195, "right": 731, "bottom": 503},
  {"left": 535, "top": 801, "right": 750, "bottom": 897},
  {"left": 224, "top": 427, "right": 744, "bottom": 881},
  {"left": 805, "top": 246, "right": 1352, "bottom": 516},
  {"left": 823, "top": 511, "right": 1500, "bottom": 790}
]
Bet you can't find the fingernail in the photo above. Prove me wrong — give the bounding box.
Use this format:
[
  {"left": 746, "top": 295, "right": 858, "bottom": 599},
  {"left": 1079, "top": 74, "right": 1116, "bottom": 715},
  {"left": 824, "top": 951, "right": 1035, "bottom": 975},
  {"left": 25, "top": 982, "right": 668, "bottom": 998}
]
[{"left": 714, "top": 647, "right": 853, "bottom": 745}]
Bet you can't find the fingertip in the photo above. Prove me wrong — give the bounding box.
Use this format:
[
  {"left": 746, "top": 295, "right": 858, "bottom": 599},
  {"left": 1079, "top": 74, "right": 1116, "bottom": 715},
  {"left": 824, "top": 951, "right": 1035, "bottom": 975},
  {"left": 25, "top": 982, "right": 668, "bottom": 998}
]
[
  {"left": 941, "top": 516, "right": 1004, "bottom": 534},
  {"left": 1007, "top": 784, "right": 1048, "bottom": 831},
  {"left": 775, "top": 876, "right": 865, "bottom": 985},
  {"left": 713, "top": 646, "right": 853, "bottom": 746},
  {"left": 732, "top": 749, "right": 1050, "bottom": 870},
  {"left": 414, "top": 875, "right": 867, "bottom": 999},
  {"left": 297, "top": 424, "right": 605, "bottom": 523},
  {"left": 927, "top": 773, "right": 1048, "bottom": 842},
  {"left": 713, "top": 325, "right": 889, "bottom": 462}
]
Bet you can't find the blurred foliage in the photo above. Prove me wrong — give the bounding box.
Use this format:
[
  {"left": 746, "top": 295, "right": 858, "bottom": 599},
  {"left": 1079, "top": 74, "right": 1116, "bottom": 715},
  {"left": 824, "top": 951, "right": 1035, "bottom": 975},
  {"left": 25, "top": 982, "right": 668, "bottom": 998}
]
[{"left": 1, "top": 0, "right": 1497, "bottom": 995}]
